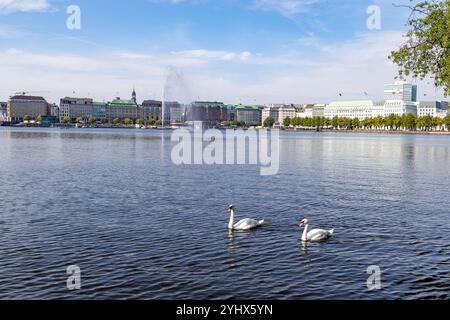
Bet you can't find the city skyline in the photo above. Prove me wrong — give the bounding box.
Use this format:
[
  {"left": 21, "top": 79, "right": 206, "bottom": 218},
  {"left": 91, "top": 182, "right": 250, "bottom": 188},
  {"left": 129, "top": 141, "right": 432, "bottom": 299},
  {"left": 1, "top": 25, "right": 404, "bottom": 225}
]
[{"left": 0, "top": 0, "right": 448, "bottom": 104}]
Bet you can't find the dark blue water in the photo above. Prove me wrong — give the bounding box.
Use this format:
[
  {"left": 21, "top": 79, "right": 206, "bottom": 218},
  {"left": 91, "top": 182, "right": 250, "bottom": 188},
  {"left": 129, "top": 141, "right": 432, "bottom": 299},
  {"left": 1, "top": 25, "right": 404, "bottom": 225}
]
[{"left": 0, "top": 128, "right": 449, "bottom": 300}]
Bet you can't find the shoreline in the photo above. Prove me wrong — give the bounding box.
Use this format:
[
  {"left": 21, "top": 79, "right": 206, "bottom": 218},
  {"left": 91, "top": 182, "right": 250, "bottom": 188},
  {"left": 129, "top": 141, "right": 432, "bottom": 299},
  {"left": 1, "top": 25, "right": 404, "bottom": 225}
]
[
  {"left": 284, "top": 128, "right": 450, "bottom": 136},
  {"left": 2, "top": 125, "right": 450, "bottom": 136}
]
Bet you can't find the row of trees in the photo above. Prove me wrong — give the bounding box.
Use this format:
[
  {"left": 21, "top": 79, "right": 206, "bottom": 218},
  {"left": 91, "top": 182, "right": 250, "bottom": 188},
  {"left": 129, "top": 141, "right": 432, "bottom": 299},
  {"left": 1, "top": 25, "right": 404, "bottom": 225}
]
[
  {"left": 60, "top": 116, "right": 163, "bottom": 126},
  {"left": 271, "top": 114, "right": 450, "bottom": 131},
  {"left": 219, "top": 120, "right": 247, "bottom": 127}
]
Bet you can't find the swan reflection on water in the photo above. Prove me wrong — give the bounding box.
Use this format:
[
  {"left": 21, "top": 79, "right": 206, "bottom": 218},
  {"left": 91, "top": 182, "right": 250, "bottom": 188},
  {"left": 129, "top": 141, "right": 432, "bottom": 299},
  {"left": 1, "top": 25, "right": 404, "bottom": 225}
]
[{"left": 227, "top": 229, "right": 235, "bottom": 252}]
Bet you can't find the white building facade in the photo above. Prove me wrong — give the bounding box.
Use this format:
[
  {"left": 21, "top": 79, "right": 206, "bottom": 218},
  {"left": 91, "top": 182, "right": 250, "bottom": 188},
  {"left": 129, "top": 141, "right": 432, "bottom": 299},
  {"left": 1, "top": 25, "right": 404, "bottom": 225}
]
[
  {"left": 416, "top": 101, "right": 449, "bottom": 119},
  {"left": 324, "top": 100, "right": 385, "bottom": 120}
]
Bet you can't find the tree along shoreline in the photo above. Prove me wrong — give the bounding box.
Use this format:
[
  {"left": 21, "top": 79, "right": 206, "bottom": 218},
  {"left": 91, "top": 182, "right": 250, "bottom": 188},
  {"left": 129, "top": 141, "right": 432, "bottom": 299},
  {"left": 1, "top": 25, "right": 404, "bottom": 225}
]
[
  {"left": 281, "top": 114, "right": 450, "bottom": 133},
  {"left": 284, "top": 127, "right": 450, "bottom": 135}
]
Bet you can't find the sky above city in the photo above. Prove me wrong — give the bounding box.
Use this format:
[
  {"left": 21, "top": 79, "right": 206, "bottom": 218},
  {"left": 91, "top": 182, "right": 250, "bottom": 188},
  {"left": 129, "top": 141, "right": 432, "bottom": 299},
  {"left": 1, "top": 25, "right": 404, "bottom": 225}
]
[{"left": 0, "top": 0, "right": 446, "bottom": 104}]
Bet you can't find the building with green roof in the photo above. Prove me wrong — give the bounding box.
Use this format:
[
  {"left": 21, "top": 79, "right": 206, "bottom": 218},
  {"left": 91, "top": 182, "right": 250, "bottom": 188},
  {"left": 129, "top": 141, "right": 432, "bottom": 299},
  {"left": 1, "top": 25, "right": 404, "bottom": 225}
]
[
  {"left": 235, "top": 104, "right": 263, "bottom": 126},
  {"left": 107, "top": 97, "right": 139, "bottom": 122}
]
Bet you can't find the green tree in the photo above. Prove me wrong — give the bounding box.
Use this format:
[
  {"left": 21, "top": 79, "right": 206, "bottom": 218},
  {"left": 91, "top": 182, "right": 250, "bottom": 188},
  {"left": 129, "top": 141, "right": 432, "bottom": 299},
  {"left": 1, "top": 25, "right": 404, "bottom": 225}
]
[
  {"left": 444, "top": 115, "right": 450, "bottom": 130},
  {"left": 263, "top": 117, "right": 275, "bottom": 128},
  {"left": 36, "top": 115, "right": 42, "bottom": 122},
  {"left": 113, "top": 118, "right": 120, "bottom": 125},
  {"left": 75, "top": 117, "right": 83, "bottom": 123},
  {"left": 422, "top": 115, "right": 434, "bottom": 130},
  {"left": 432, "top": 116, "right": 443, "bottom": 130},
  {"left": 390, "top": 0, "right": 450, "bottom": 95},
  {"left": 136, "top": 118, "right": 143, "bottom": 125},
  {"left": 101, "top": 118, "right": 108, "bottom": 124},
  {"left": 124, "top": 118, "right": 133, "bottom": 125},
  {"left": 404, "top": 113, "right": 417, "bottom": 130},
  {"left": 331, "top": 116, "right": 339, "bottom": 129},
  {"left": 283, "top": 117, "right": 291, "bottom": 127},
  {"left": 62, "top": 116, "right": 71, "bottom": 124},
  {"left": 88, "top": 116, "right": 97, "bottom": 124},
  {"left": 155, "top": 120, "right": 163, "bottom": 126},
  {"left": 23, "top": 115, "right": 31, "bottom": 122},
  {"left": 352, "top": 118, "right": 361, "bottom": 129}
]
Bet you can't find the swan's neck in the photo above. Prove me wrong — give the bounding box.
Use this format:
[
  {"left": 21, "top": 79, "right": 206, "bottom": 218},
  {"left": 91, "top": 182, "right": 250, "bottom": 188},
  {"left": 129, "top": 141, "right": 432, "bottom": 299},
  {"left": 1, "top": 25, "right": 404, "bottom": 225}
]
[
  {"left": 228, "top": 210, "right": 235, "bottom": 229},
  {"left": 302, "top": 224, "right": 309, "bottom": 241}
]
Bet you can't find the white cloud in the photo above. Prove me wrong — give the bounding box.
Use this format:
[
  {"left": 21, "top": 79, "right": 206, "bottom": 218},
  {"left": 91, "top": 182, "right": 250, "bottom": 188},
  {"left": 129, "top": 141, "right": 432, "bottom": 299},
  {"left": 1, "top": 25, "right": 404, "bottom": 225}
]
[
  {"left": 0, "top": 0, "right": 50, "bottom": 14},
  {"left": 0, "top": 31, "right": 446, "bottom": 104},
  {"left": 252, "top": 0, "right": 320, "bottom": 15}
]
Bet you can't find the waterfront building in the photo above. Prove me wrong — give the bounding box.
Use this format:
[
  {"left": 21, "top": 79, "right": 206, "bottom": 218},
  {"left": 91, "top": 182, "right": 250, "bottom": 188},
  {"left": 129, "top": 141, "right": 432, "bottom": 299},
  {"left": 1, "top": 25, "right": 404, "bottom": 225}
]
[
  {"left": 106, "top": 97, "right": 139, "bottom": 122},
  {"left": 262, "top": 106, "right": 279, "bottom": 125},
  {"left": 384, "top": 100, "right": 417, "bottom": 117},
  {"left": 325, "top": 100, "right": 385, "bottom": 120},
  {"left": 92, "top": 102, "right": 107, "bottom": 120},
  {"left": 278, "top": 105, "right": 297, "bottom": 125},
  {"left": 226, "top": 104, "right": 236, "bottom": 121},
  {"left": 235, "top": 105, "right": 262, "bottom": 126},
  {"left": 166, "top": 101, "right": 184, "bottom": 124},
  {"left": 141, "top": 100, "right": 162, "bottom": 122},
  {"left": 416, "top": 101, "right": 449, "bottom": 118},
  {"left": 297, "top": 104, "right": 326, "bottom": 118},
  {"left": 0, "top": 102, "right": 7, "bottom": 121},
  {"left": 185, "top": 101, "right": 228, "bottom": 124},
  {"left": 384, "top": 80, "right": 417, "bottom": 102},
  {"left": 262, "top": 104, "right": 297, "bottom": 125},
  {"left": 59, "top": 97, "right": 94, "bottom": 122},
  {"left": 49, "top": 104, "right": 59, "bottom": 119},
  {"left": 7, "top": 95, "right": 49, "bottom": 122}
]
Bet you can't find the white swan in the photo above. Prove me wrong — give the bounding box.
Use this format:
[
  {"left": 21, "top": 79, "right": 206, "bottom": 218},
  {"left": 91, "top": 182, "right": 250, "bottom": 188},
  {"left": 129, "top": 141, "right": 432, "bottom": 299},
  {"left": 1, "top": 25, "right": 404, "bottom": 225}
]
[
  {"left": 228, "top": 205, "right": 264, "bottom": 231},
  {"left": 299, "top": 218, "right": 334, "bottom": 242}
]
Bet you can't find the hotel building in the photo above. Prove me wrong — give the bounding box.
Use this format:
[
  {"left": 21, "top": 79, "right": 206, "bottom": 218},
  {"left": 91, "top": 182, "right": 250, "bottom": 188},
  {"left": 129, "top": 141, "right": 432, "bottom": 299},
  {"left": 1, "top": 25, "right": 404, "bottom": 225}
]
[
  {"left": 262, "top": 104, "right": 297, "bottom": 126},
  {"left": 59, "top": 97, "right": 94, "bottom": 122},
  {"left": 323, "top": 81, "right": 421, "bottom": 120},
  {"left": 185, "top": 101, "right": 228, "bottom": 124},
  {"left": 7, "top": 95, "right": 49, "bottom": 122},
  {"left": 142, "top": 100, "right": 162, "bottom": 122},
  {"left": 262, "top": 105, "right": 279, "bottom": 125},
  {"left": 107, "top": 98, "right": 139, "bottom": 122},
  {"left": 235, "top": 105, "right": 263, "bottom": 126},
  {"left": 297, "top": 104, "right": 326, "bottom": 118}
]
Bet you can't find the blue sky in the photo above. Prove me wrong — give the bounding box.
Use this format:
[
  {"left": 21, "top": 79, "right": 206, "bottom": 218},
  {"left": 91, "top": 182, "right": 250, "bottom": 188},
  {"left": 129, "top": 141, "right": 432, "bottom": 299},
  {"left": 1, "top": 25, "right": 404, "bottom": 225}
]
[{"left": 0, "top": 0, "right": 446, "bottom": 103}]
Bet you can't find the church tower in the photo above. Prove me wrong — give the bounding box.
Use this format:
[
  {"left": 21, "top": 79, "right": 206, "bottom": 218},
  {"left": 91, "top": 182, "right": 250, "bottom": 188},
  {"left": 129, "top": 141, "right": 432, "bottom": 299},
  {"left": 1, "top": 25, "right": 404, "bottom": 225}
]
[{"left": 132, "top": 88, "right": 137, "bottom": 104}]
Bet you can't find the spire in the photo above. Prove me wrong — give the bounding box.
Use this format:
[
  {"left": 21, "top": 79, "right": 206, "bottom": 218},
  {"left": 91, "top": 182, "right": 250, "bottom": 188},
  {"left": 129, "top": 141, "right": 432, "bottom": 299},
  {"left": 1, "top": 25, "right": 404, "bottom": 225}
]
[{"left": 132, "top": 87, "right": 137, "bottom": 104}]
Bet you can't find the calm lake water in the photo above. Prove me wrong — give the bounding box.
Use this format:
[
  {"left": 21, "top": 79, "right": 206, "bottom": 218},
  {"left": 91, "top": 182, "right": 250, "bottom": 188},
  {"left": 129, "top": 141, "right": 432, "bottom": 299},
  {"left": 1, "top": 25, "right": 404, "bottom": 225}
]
[{"left": 0, "top": 127, "right": 449, "bottom": 300}]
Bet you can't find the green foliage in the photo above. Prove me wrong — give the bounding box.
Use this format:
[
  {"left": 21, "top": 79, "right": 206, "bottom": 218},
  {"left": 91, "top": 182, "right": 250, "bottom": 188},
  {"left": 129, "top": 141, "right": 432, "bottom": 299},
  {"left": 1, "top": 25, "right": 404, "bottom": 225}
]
[
  {"left": 75, "top": 117, "right": 83, "bottom": 123},
  {"left": 390, "top": 0, "right": 450, "bottom": 95},
  {"left": 62, "top": 116, "right": 71, "bottom": 124},
  {"left": 88, "top": 116, "right": 97, "bottom": 124},
  {"left": 113, "top": 118, "right": 120, "bottom": 125},
  {"left": 23, "top": 115, "right": 31, "bottom": 122},
  {"left": 283, "top": 117, "right": 292, "bottom": 127},
  {"left": 444, "top": 115, "right": 450, "bottom": 127},
  {"left": 287, "top": 114, "right": 450, "bottom": 131},
  {"left": 263, "top": 117, "right": 275, "bottom": 128},
  {"left": 124, "top": 118, "right": 133, "bottom": 125}
]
